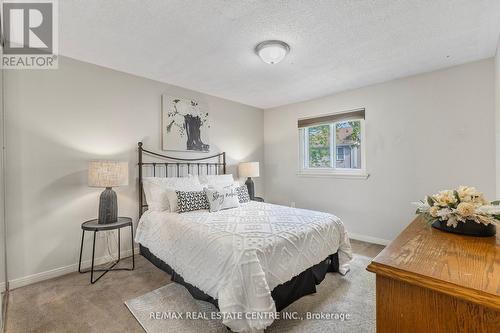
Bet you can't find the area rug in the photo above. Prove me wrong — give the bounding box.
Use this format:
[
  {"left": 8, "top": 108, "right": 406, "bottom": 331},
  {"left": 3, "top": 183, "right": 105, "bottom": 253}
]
[{"left": 125, "top": 255, "right": 375, "bottom": 332}]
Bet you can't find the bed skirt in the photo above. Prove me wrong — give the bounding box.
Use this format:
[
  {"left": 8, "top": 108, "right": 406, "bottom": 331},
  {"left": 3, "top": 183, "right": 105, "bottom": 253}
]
[{"left": 139, "top": 244, "right": 339, "bottom": 312}]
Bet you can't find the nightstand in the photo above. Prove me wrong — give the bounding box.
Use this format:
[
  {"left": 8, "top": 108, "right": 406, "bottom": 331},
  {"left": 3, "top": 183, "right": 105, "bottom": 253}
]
[
  {"left": 78, "top": 217, "right": 135, "bottom": 284},
  {"left": 252, "top": 197, "right": 264, "bottom": 202}
]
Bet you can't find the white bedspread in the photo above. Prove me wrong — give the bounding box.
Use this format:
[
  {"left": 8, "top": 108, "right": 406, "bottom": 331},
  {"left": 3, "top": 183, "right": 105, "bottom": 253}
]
[{"left": 135, "top": 201, "right": 352, "bottom": 332}]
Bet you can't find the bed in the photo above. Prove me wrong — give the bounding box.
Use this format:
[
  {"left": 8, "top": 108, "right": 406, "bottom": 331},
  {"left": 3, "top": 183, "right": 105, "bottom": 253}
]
[{"left": 134, "top": 142, "right": 352, "bottom": 332}]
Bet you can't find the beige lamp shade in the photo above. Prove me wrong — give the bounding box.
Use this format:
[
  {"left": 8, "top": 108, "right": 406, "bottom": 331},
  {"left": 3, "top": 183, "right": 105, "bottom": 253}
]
[
  {"left": 238, "top": 162, "right": 260, "bottom": 178},
  {"left": 88, "top": 161, "right": 129, "bottom": 188}
]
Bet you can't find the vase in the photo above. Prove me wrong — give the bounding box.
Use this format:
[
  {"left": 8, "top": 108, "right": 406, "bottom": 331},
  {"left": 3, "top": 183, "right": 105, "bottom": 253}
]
[{"left": 431, "top": 220, "right": 496, "bottom": 237}]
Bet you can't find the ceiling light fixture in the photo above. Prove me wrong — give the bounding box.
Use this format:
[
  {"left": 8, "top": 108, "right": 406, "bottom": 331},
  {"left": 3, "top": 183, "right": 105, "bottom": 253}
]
[{"left": 255, "top": 40, "right": 290, "bottom": 65}]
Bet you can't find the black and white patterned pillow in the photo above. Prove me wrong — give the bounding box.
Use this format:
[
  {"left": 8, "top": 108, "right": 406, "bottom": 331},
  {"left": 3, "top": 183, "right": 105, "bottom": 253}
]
[
  {"left": 176, "top": 190, "right": 209, "bottom": 213},
  {"left": 235, "top": 185, "right": 251, "bottom": 203}
]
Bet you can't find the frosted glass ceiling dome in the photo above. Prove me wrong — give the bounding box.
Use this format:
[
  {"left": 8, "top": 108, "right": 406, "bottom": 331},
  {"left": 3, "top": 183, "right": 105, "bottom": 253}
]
[{"left": 255, "top": 40, "right": 290, "bottom": 64}]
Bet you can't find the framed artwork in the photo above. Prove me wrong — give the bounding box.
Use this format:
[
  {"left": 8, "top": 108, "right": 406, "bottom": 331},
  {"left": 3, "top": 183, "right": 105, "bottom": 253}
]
[{"left": 162, "top": 95, "right": 210, "bottom": 152}]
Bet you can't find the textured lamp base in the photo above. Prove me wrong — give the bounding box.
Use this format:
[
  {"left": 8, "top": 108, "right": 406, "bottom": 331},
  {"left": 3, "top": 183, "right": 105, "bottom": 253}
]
[
  {"left": 98, "top": 187, "right": 118, "bottom": 224},
  {"left": 245, "top": 177, "right": 255, "bottom": 200}
]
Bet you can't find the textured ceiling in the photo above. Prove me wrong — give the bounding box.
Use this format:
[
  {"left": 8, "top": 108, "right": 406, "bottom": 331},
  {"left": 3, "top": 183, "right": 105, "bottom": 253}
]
[{"left": 60, "top": 0, "right": 500, "bottom": 109}]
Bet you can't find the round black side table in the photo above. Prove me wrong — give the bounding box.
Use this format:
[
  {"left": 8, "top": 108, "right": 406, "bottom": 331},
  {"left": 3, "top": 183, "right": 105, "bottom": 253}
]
[{"left": 78, "top": 217, "right": 135, "bottom": 284}]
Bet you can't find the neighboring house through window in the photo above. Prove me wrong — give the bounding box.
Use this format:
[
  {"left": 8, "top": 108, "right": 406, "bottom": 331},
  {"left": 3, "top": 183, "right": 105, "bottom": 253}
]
[
  {"left": 298, "top": 109, "right": 367, "bottom": 178},
  {"left": 336, "top": 147, "right": 344, "bottom": 161}
]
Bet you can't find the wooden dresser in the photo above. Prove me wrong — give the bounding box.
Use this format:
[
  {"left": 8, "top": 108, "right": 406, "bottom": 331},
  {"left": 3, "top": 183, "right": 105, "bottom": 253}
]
[{"left": 367, "top": 216, "right": 500, "bottom": 333}]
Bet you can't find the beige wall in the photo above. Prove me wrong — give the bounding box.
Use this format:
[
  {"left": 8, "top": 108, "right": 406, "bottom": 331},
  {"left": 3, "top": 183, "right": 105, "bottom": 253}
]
[
  {"left": 496, "top": 39, "right": 500, "bottom": 197},
  {"left": 4, "top": 57, "right": 264, "bottom": 283},
  {"left": 264, "top": 59, "right": 495, "bottom": 243},
  {"left": 0, "top": 48, "right": 5, "bottom": 320}
]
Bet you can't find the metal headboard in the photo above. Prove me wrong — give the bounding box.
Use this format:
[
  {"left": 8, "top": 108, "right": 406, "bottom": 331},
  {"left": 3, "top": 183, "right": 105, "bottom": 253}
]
[{"left": 138, "top": 142, "right": 226, "bottom": 217}]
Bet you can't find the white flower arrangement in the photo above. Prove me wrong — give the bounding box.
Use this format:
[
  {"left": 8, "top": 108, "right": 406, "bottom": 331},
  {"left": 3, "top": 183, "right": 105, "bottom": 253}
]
[{"left": 413, "top": 186, "right": 500, "bottom": 228}]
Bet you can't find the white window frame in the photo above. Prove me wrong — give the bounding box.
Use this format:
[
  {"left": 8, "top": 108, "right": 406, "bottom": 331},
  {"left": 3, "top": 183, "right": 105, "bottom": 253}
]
[{"left": 298, "top": 118, "right": 368, "bottom": 179}]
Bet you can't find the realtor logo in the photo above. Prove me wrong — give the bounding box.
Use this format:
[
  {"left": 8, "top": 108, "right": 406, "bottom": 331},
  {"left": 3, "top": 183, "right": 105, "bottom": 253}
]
[{"left": 2, "top": 0, "right": 58, "bottom": 69}]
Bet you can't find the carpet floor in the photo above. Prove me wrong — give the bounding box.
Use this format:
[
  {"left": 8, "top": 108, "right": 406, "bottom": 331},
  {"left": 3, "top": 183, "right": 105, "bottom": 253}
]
[
  {"left": 5, "top": 240, "right": 382, "bottom": 332},
  {"left": 125, "top": 255, "right": 375, "bottom": 333}
]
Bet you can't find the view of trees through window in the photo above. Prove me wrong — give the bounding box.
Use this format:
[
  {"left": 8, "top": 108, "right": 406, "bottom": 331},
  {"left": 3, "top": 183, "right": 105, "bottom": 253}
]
[
  {"left": 308, "top": 124, "right": 331, "bottom": 167},
  {"left": 306, "top": 120, "right": 362, "bottom": 169}
]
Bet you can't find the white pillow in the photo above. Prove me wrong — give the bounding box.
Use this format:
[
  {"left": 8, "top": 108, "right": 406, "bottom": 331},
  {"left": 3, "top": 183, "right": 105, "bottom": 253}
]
[
  {"left": 166, "top": 185, "right": 203, "bottom": 212},
  {"left": 197, "top": 174, "right": 235, "bottom": 188},
  {"left": 204, "top": 184, "right": 240, "bottom": 212},
  {"left": 142, "top": 179, "right": 170, "bottom": 212},
  {"left": 143, "top": 177, "right": 202, "bottom": 212}
]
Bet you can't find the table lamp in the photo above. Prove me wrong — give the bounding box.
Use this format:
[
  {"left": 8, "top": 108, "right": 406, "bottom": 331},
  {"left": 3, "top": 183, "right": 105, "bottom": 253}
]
[
  {"left": 88, "top": 161, "right": 129, "bottom": 224},
  {"left": 238, "top": 162, "right": 259, "bottom": 200}
]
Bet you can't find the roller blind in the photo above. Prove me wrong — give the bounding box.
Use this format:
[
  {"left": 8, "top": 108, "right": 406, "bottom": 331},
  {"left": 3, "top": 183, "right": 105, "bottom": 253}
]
[{"left": 297, "top": 109, "right": 365, "bottom": 128}]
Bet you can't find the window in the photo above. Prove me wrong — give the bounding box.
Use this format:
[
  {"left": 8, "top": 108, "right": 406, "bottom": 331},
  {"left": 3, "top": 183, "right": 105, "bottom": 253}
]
[
  {"left": 307, "top": 124, "right": 331, "bottom": 168},
  {"left": 298, "top": 109, "right": 367, "bottom": 178},
  {"left": 336, "top": 147, "right": 344, "bottom": 161}
]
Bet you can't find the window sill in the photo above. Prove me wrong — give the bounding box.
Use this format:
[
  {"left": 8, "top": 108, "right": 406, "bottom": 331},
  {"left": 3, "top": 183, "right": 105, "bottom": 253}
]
[{"left": 297, "top": 170, "right": 369, "bottom": 179}]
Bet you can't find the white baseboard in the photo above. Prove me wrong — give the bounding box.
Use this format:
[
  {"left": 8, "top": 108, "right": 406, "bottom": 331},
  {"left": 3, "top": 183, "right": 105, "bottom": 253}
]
[
  {"left": 8, "top": 247, "right": 139, "bottom": 290},
  {"left": 349, "top": 232, "right": 391, "bottom": 246}
]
